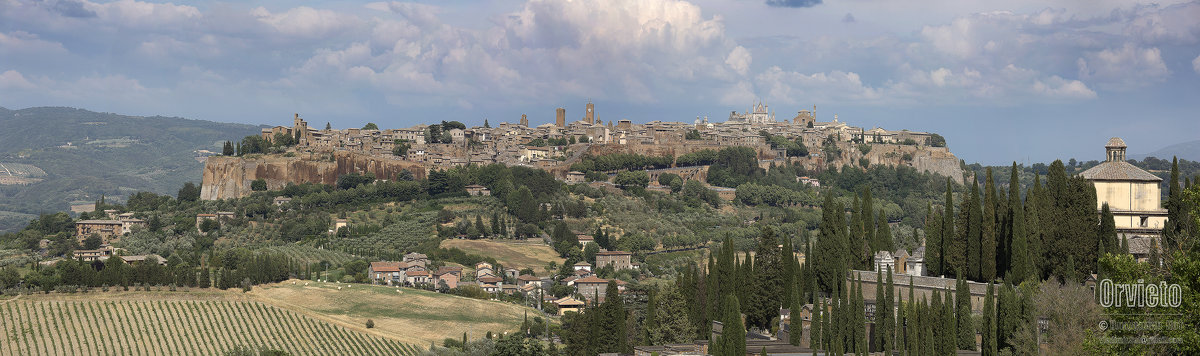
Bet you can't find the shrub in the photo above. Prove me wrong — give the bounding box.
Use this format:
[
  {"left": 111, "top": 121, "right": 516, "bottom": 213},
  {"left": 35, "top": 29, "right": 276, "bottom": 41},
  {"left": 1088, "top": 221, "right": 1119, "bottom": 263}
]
[{"left": 366, "top": 319, "right": 375, "bottom": 328}]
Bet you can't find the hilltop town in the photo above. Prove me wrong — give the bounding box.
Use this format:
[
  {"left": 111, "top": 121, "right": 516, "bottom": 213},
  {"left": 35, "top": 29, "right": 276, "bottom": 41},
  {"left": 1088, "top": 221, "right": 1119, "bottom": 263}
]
[{"left": 202, "top": 102, "right": 962, "bottom": 200}]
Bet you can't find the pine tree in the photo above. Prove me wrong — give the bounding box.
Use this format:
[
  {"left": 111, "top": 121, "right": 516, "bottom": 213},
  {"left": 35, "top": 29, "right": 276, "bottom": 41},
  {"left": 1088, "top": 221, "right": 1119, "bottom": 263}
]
[
  {"left": 982, "top": 168, "right": 998, "bottom": 281},
  {"left": 956, "top": 277, "right": 974, "bottom": 350},
  {"left": 982, "top": 282, "right": 996, "bottom": 356},
  {"left": 648, "top": 285, "right": 695, "bottom": 345}
]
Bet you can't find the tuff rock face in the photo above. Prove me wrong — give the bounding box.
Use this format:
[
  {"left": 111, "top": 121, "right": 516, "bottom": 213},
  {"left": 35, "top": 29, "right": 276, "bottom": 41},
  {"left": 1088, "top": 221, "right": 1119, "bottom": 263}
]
[{"left": 200, "top": 151, "right": 426, "bottom": 200}]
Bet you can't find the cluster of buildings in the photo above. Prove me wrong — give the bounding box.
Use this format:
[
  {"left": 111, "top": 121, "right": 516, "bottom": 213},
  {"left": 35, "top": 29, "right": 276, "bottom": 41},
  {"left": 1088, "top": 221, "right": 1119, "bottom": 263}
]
[
  {"left": 74, "top": 210, "right": 147, "bottom": 246},
  {"left": 258, "top": 101, "right": 940, "bottom": 175},
  {"left": 366, "top": 249, "right": 636, "bottom": 315}
]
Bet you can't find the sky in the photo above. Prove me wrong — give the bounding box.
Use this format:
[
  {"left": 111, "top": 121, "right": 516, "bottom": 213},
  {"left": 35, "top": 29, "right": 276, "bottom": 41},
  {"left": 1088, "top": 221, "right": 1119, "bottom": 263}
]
[{"left": 1, "top": 0, "right": 1198, "bottom": 164}]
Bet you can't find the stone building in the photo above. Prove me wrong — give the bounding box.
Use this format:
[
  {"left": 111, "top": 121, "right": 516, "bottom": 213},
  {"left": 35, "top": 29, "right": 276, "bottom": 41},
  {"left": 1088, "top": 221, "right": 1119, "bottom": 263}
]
[
  {"left": 1079, "top": 137, "right": 1167, "bottom": 261},
  {"left": 595, "top": 251, "right": 633, "bottom": 270}
]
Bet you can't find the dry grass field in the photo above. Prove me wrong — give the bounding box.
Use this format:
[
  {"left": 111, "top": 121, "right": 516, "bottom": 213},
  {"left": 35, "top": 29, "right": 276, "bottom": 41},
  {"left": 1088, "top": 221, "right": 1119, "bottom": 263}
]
[
  {"left": 0, "top": 290, "right": 417, "bottom": 356},
  {"left": 441, "top": 239, "right": 564, "bottom": 272},
  {"left": 248, "top": 280, "right": 538, "bottom": 346}
]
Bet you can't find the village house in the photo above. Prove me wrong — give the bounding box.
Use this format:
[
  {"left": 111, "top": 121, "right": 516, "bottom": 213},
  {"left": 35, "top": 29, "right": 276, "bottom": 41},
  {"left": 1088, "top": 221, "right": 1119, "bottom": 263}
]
[
  {"left": 574, "top": 276, "right": 625, "bottom": 303},
  {"left": 273, "top": 196, "right": 293, "bottom": 206},
  {"left": 120, "top": 254, "right": 166, "bottom": 266},
  {"left": 516, "top": 274, "right": 543, "bottom": 289},
  {"left": 403, "top": 252, "right": 429, "bottom": 268},
  {"left": 433, "top": 270, "right": 460, "bottom": 289},
  {"left": 72, "top": 245, "right": 116, "bottom": 262},
  {"left": 475, "top": 262, "right": 495, "bottom": 278},
  {"left": 552, "top": 297, "right": 586, "bottom": 315},
  {"left": 573, "top": 261, "right": 593, "bottom": 274},
  {"left": 595, "top": 251, "right": 633, "bottom": 271},
  {"left": 368, "top": 261, "right": 404, "bottom": 285},
  {"left": 405, "top": 270, "right": 430, "bottom": 286},
  {"left": 75, "top": 220, "right": 124, "bottom": 244},
  {"left": 464, "top": 185, "right": 491, "bottom": 196}
]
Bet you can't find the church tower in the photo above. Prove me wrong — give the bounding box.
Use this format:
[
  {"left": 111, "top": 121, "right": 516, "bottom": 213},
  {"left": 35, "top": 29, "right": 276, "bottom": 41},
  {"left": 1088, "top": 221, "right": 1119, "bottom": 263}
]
[
  {"left": 556, "top": 107, "right": 566, "bottom": 128},
  {"left": 520, "top": 114, "right": 528, "bottom": 127},
  {"left": 585, "top": 101, "right": 595, "bottom": 125}
]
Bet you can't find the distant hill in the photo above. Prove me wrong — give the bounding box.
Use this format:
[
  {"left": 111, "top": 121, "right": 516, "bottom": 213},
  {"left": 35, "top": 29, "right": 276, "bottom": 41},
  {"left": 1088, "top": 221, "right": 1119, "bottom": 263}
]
[
  {"left": 0, "top": 106, "right": 262, "bottom": 232},
  {"left": 1130, "top": 139, "right": 1200, "bottom": 162}
]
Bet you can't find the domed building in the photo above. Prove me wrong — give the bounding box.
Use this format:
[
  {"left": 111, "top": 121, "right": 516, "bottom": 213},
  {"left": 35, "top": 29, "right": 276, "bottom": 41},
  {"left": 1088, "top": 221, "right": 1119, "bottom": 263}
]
[{"left": 1078, "top": 137, "right": 1167, "bottom": 261}]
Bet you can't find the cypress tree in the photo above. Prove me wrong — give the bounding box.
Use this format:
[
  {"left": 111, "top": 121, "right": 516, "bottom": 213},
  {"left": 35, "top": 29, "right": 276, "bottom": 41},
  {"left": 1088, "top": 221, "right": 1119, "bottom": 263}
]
[
  {"left": 1025, "top": 177, "right": 1043, "bottom": 280},
  {"left": 863, "top": 187, "right": 876, "bottom": 254},
  {"left": 748, "top": 227, "right": 782, "bottom": 330},
  {"left": 931, "top": 289, "right": 943, "bottom": 355},
  {"left": 782, "top": 232, "right": 796, "bottom": 315},
  {"left": 897, "top": 289, "right": 908, "bottom": 356},
  {"left": 982, "top": 168, "right": 998, "bottom": 281},
  {"left": 643, "top": 289, "right": 657, "bottom": 345},
  {"left": 982, "top": 282, "right": 996, "bottom": 356},
  {"left": 943, "top": 178, "right": 956, "bottom": 277},
  {"left": 885, "top": 265, "right": 896, "bottom": 354},
  {"left": 907, "top": 280, "right": 917, "bottom": 355},
  {"left": 956, "top": 277, "right": 974, "bottom": 350},
  {"left": 849, "top": 195, "right": 866, "bottom": 270},
  {"left": 855, "top": 274, "right": 867, "bottom": 355},
  {"left": 811, "top": 285, "right": 822, "bottom": 350},
  {"left": 943, "top": 288, "right": 956, "bottom": 356},
  {"left": 875, "top": 267, "right": 886, "bottom": 351},
  {"left": 968, "top": 177, "right": 983, "bottom": 281},
  {"left": 1098, "top": 203, "right": 1118, "bottom": 259},
  {"left": 814, "top": 194, "right": 848, "bottom": 293},
  {"left": 926, "top": 203, "right": 943, "bottom": 276},
  {"left": 996, "top": 282, "right": 1018, "bottom": 353},
  {"left": 715, "top": 295, "right": 745, "bottom": 356},
  {"left": 835, "top": 282, "right": 844, "bottom": 354},
  {"left": 1009, "top": 164, "right": 1031, "bottom": 283},
  {"left": 877, "top": 210, "right": 893, "bottom": 254}
]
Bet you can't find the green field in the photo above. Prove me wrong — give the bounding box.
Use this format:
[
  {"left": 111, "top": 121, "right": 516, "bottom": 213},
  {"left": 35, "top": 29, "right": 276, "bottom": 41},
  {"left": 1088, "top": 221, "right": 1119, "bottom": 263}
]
[{"left": 0, "top": 294, "right": 418, "bottom": 356}]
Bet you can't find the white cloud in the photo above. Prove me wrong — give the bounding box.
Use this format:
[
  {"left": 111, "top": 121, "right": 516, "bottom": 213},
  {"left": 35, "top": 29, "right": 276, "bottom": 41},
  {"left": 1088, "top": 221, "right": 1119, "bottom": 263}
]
[
  {"left": 725, "top": 46, "right": 752, "bottom": 76},
  {"left": 1193, "top": 54, "right": 1200, "bottom": 74},
  {"left": 1033, "top": 76, "right": 1097, "bottom": 99},
  {"left": 1078, "top": 44, "right": 1169, "bottom": 89},
  {"left": 0, "top": 70, "right": 35, "bottom": 90},
  {"left": 251, "top": 6, "right": 360, "bottom": 38}
]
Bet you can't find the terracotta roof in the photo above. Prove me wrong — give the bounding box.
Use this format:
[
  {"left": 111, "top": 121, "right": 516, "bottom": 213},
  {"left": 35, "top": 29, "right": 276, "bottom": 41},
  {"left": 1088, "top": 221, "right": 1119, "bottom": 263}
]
[
  {"left": 517, "top": 275, "right": 542, "bottom": 281},
  {"left": 574, "top": 276, "right": 610, "bottom": 284},
  {"left": 573, "top": 261, "right": 592, "bottom": 266},
  {"left": 478, "top": 276, "right": 503, "bottom": 284},
  {"left": 554, "top": 297, "right": 586, "bottom": 307},
  {"left": 370, "top": 261, "right": 402, "bottom": 273},
  {"left": 595, "top": 251, "right": 632, "bottom": 256},
  {"left": 77, "top": 220, "right": 123, "bottom": 225},
  {"left": 407, "top": 270, "right": 430, "bottom": 277},
  {"left": 1106, "top": 137, "right": 1127, "bottom": 148},
  {"left": 1079, "top": 161, "right": 1161, "bottom": 182}
]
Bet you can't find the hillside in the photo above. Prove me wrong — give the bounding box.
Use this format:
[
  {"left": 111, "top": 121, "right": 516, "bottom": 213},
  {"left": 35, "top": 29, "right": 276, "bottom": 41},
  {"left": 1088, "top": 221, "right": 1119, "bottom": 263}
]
[
  {"left": 0, "top": 107, "right": 262, "bottom": 232},
  {"left": 0, "top": 289, "right": 418, "bottom": 356},
  {"left": 249, "top": 280, "right": 542, "bottom": 346},
  {"left": 1131, "top": 139, "right": 1200, "bottom": 162}
]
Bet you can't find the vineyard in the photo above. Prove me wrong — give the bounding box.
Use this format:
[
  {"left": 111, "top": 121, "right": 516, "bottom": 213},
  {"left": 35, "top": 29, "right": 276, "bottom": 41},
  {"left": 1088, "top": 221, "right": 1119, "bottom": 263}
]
[{"left": 0, "top": 298, "right": 418, "bottom": 356}]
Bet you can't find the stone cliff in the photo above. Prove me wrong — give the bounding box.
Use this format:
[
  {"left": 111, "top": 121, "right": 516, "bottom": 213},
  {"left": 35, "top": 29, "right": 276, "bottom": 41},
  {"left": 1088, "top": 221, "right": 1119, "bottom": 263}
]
[{"left": 201, "top": 151, "right": 426, "bottom": 200}]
